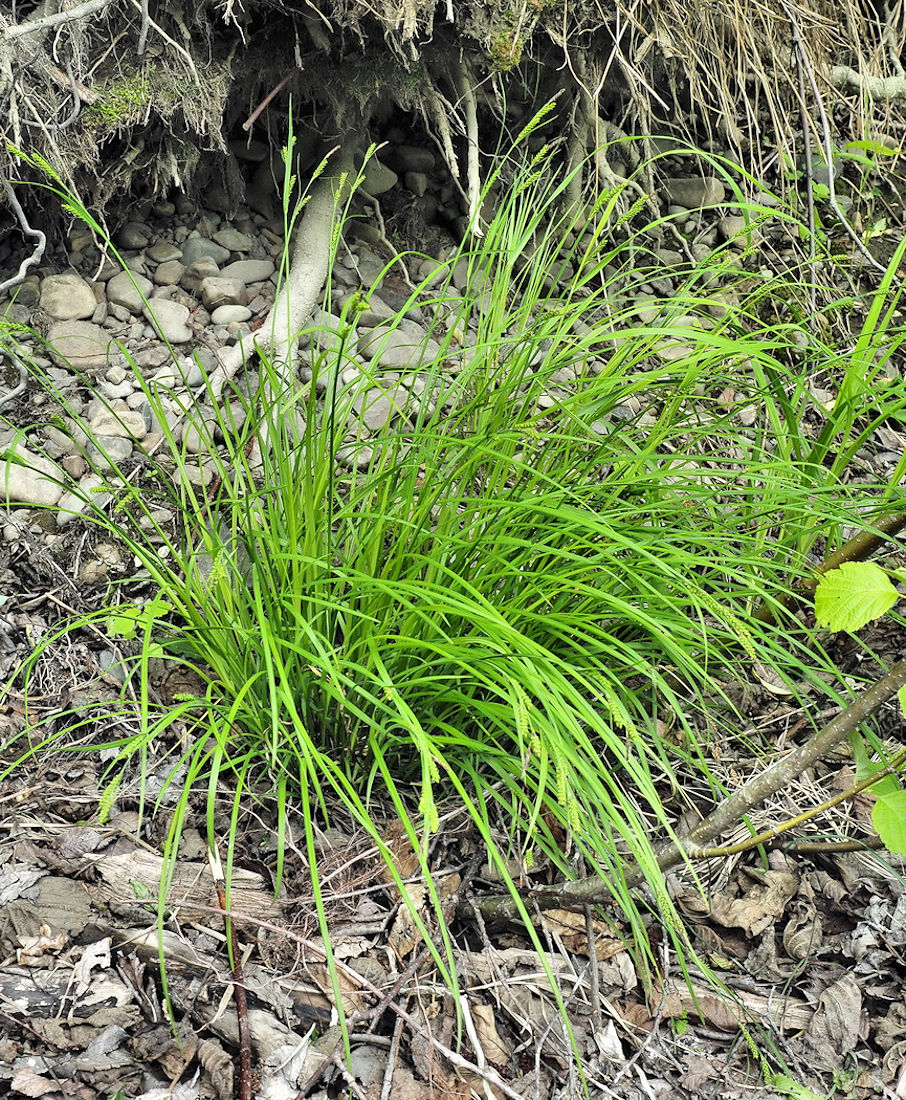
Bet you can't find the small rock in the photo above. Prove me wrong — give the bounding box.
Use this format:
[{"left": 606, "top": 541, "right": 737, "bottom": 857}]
[
  {"left": 154, "top": 259, "right": 185, "bottom": 286},
  {"left": 46, "top": 320, "right": 115, "bottom": 372},
  {"left": 357, "top": 324, "right": 441, "bottom": 369},
  {"left": 718, "top": 215, "right": 751, "bottom": 246},
  {"left": 361, "top": 158, "right": 398, "bottom": 196},
  {"left": 146, "top": 241, "right": 183, "bottom": 264},
  {"left": 390, "top": 145, "right": 435, "bottom": 174},
  {"left": 61, "top": 454, "right": 86, "bottom": 478},
  {"left": 57, "top": 474, "right": 112, "bottom": 527},
  {"left": 143, "top": 299, "right": 193, "bottom": 343},
  {"left": 86, "top": 435, "right": 133, "bottom": 471},
  {"left": 181, "top": 257, "right": 221, "bottom": 294},
  {"left": 40, "top": 274, "right": 97, "bottom": 320},
  {"left": 180, "top": 236, "right": 231, "bottom": 267},
  {"left": 107, "top": 270, "right": 154, "bottom": 314},
  {"left": 97, "top": 379, "right": 134, "bottom": 401},
  {"left": 133, "top": 345, "right": 171, "bottom": 370},
  {"left": 11, "top": 276, "right": 40, "bottom": 306},
  {"left": 663, "top": 176, "right": 725, "bottom": 209},
  {"left": 404, "top": 171, "right": 428, "bottom": 197},
  {"left": 117, "top": 221, "right": 152, "bottom": 249},
  {"left": 89, "top": 409, "right": 148, "bottom": 440},
  {"left": 352, "top": 381, "right": 409, "bottom": 432},
  {"left": 0, "top": 443, "right": 64, "bottom": 506},
  {"left": 200, "top": 277, "right": 248, "bottom": 310},
  {"left": 219, "top": 258, "right": 276, "bottom": 284},
  {"left": 211, "top": 304, "right": 252, "bottom": 325},
  {"left": 213, "top": 227, "right": 253, "bottom": 253}
]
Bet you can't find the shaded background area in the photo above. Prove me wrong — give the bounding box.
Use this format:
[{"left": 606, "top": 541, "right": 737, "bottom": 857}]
[{"left": 2, "top": 0, "right": 906, "bottom": 246}]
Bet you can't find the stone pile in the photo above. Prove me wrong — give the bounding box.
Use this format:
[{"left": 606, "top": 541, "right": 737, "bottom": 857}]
[{"left": 0, "top": 148, "right": 762, "bottom": 544}]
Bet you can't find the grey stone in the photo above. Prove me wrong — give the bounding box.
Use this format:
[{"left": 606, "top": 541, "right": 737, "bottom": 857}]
[
  {"left": 44, "top": 421, "right": 88, "bottom": 453},
  {"left": 40, "top": 274, "right": 97, "bottom": 321},
  {"left": 154, "top": 260, "right": 185, "bottom": 286},
  {"left": 181, "top": 258, "right": 221, "bottom": 293},
  {"left": 143, "top": 299, "right": 192, "bottom": 343},
  {"left": 219, "top": 258, "right": 275, "bottom": 284},
  {"left": 89, "top": 409, "right": 148, "bottom": 440},
  {"left": 97, "top": 379, "right": 134, "bottom": 401},
  {"left": 46, "top": 320, "right": 116, "bottom": 372},
  {"left": 213, "top": 227, "right": 253, "bottom": 253},
  {"left": 133, "top": 345, "right": 171, "bottom": 370},
  {"left": 117, "top": 221, "right": 152, "bottom": 249},
  {"left": 0, "top": 442, "right": 65, "bottom": 506},
  {"left": 357, "top": 323, "right": 439, "bottom": 368},
  {"left": 352, "top": 380, "right": 410, "bottom": 432},
  {"left": 14, "top": 276, "right": 41, "bottom": 305},
  {"left": 86, "top": 435, "right": 133, "bottom": 471},
  {"left": 361, "top": 158, "right": 397, "bottom": 196},
  {"left": 57, "top": 475, "right": 111, "bottom": 527},
  {"left": 305, "top": 309, "right": 347, "bottom": 355},
  {"left": 211, "top": 304, "right": 252, "bottom": 325},
  {"left": 200, "top": 277, "right": 248, "bottom": 310},
  {"left": 663, "top": 176, "right": 725, "bottom": 209},
  {"left": 146, "top": 241, "right": 183, "bottom": 263},
  {"left": 106, "top": 270, "right": 154, "bottom": 314},
  {"left": 182, "top": 410, "right": 219, "bottom": 454},
  {"left": 180, "top": 236, "right": 231, "bottom": 267},
  {"left": 392, "top": 145, "right": 435, "bottom": 173},
  {"left": 404, "top": 171, "right": 428, "bottom": 197},
  {"left": 718, "top": 215, "right": 750, "bottom": 246}
]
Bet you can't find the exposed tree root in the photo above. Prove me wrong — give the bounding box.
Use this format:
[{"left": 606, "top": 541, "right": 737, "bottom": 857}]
[{"left": 209, "top": 142, "right": 356, "bottom": 397}]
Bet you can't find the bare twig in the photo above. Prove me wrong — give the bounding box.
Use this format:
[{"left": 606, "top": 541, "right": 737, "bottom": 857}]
[
  {"left": 688, "top": 745, "right": 906, "bottom": 858},
  {"left": 452, "top": 60, "right": 482, "bottom": 235},
  {"left": 243, "top": 70, "right": 295, "bottom": 132},
  {"left": 754, "top": 511, "right": 906, "bottom": 623},
  {"left": 136, "top": 0, "right": 149, "bottom": 55}
]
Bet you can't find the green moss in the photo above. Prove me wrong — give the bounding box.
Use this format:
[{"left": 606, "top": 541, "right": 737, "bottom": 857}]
[
  {"left": 86, "top": 73, "right": 152, "bottom": 130},
  {"left": 488, "top": 32, "right": 523, "bottom": 71}
]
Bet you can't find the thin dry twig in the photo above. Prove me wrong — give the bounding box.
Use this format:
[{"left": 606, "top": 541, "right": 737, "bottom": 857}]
[{"left": 243, "top": 70, "right": 295, "bottom": 132}]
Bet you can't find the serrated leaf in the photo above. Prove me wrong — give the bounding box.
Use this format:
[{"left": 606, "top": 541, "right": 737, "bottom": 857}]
[
  {"left": 814, "top": 561, "right": 900, "bottom": 631},
  {"left": 873, "top": 788, "right": 906, "bottom": 856}
]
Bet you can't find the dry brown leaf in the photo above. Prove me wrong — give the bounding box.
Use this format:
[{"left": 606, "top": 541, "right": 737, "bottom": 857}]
[
  {"left": 541, "top": 908, "right": 627, "bottom": 961},
  {"left": 470, "top": 1000, "right": 512, "bottom": 1065},
  {"left": 387, "top": 881, "right": 428, "bottom": 958},
  {"left": 9, "top": 1068, "right": 56, "bottom": 1098},
  {"left": 806, "top": 972, "right": 862, "bottom": 1058},
  {"left": 783, "top": 901, "right": 823, "bottom": 960},
  {"left": 378, "top": 820, "right": 420, "bottom": 883},
  {"left": 708, "top": 869, "right": 798, "bottom": 936}
]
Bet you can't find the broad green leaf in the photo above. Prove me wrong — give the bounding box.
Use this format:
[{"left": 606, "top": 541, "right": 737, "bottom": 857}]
[
  {"left": 814, "top": 561, "right": 900, "bottom": 631},
  {"left": 763, "top": 1073, "right": 825, "bottom": 1100},
  {"left": 873, "top": 788, "right": 906, "bottom": 856}
]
